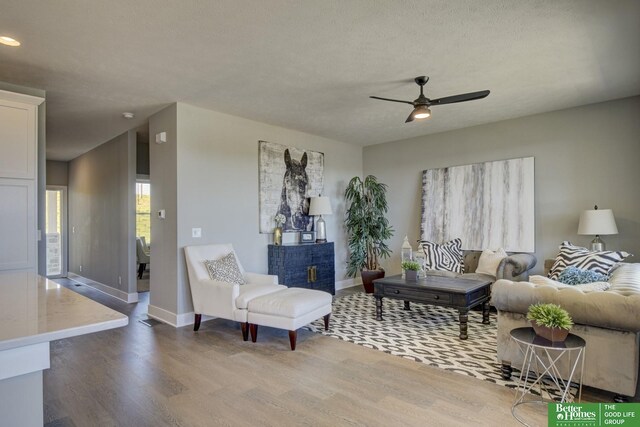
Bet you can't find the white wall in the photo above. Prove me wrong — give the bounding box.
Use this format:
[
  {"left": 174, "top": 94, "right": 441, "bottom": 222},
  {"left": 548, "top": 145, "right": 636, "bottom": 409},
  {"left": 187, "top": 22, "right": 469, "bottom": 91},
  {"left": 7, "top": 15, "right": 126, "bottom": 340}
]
[
  {"left": 363, "top": 96, "right": 640, "bottom": 275},
  {"left": 68, "top": 130, "right": 137, "bottom": 299},
  {"left": 148, "top": 102, "right": 362, "bottom": 321}
]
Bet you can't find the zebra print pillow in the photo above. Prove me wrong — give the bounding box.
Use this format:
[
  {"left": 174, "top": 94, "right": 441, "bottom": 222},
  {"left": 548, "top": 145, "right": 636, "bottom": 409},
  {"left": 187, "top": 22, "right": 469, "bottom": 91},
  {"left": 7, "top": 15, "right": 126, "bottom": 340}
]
[
  {"left": 420, "top": 238, "right": 464, "bottom": 273},
  {"left": 548, "top": 241, "right": 631, "bottom": 280}
]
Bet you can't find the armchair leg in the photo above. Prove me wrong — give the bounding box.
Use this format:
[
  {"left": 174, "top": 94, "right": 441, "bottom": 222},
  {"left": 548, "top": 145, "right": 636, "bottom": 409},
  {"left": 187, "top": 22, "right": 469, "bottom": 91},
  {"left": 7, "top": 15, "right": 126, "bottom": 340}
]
[
  {"left": 193, "top": 314, "right": 202, "bottom": 331},
  {"left": 289, "top": 330, "right": 297, "bottom": 351},
  {"left": 241, "top": 322, "right": 249, "bottom": 341},
  {"left": 138, "top": 263, "right": 145, "bottom": 279},
  {"left": 249, "top": 324, "right": 258, "bottom": 343},
  {"left": 323, "top": 313, "right": 331, "bottom": 331}
]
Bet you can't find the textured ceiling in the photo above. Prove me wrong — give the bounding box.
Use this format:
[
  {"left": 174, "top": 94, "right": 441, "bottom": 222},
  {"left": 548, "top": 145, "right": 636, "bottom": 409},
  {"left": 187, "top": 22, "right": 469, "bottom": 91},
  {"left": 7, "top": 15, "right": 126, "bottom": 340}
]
[{"left": 1, "top": 1, "right": 639, "bottom": 160}]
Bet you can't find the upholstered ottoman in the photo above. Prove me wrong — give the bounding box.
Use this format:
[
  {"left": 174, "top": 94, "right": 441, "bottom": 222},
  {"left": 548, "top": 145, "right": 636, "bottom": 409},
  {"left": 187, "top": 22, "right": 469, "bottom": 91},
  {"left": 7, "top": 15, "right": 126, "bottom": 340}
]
[{"left": 247, "top": 288, "right": 332, "bottom": 350}]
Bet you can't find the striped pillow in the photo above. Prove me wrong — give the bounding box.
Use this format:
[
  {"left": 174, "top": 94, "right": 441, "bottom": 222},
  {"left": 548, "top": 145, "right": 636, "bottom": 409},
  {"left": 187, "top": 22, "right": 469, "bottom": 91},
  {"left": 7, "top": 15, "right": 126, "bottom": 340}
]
[
  {"left": 548, "top": 241, "right": 630, "bottom": 280},
  {"left": 609, "top": 263, "right": 640, "bottom": 296},
  {"left": 420, "top": 238, "right": 464, "bottom": 273}
]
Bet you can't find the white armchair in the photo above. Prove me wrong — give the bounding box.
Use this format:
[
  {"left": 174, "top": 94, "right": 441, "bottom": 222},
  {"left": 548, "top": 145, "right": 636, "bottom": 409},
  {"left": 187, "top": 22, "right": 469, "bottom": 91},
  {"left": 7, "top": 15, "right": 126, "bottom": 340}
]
[
  {"left": 184, "top": 244, "right": 285, "bottom": 338},
  {"left": 136, "top": 237, "right": 150, "bottom": 279}
]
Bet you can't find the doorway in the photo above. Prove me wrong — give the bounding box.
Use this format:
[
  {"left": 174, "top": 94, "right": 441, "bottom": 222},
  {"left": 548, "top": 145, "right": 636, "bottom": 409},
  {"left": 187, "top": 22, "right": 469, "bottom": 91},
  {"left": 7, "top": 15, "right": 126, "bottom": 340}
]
[
  {"left": 136, "top": 180, "right": 151, "bottom": 292},
  {"left": 46, "top": 186, "right": 67, "bottom": 278}
]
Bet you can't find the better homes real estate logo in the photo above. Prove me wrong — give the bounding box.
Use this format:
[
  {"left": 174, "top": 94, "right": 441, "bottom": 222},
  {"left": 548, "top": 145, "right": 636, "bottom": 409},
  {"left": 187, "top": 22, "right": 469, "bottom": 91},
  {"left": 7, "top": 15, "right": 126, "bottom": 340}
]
[
  {"left": 549, "top": 403, "right": 640, "bottom": 427},
  {"left": 553, "top": 403, "right": 597, "bottom": 426}
]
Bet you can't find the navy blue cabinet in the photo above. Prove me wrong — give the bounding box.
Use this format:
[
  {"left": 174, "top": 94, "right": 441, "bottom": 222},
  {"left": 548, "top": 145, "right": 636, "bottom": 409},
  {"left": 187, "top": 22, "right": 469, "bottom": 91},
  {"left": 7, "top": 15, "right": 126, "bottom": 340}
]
[{"left": 268, "top": 243, "right": 335, "bottom": 295}]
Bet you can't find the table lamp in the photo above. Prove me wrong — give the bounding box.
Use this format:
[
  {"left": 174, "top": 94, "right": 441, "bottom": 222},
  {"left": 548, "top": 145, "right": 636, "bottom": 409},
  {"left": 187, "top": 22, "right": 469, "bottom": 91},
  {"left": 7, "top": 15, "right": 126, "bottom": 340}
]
[
  {"left": 577, "top": 205, "right": 618, "bottom": 251},
  {"left": 309, "top": 196, "right": 332, "bottom": 243}
]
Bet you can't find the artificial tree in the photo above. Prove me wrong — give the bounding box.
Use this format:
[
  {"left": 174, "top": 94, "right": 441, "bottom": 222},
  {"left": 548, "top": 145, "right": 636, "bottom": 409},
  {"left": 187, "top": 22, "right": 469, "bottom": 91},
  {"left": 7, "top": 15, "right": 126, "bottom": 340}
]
[{"left": 344, "top": 175, "right": 394, "bottom": 292}]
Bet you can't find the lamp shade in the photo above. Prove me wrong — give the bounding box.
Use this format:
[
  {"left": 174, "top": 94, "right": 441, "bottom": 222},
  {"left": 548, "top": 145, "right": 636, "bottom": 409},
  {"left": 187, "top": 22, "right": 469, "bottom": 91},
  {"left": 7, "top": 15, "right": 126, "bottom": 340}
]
[
  {"left": 406, "top": 105, "right": 431, "bottom": 123},
  {"left": 578, "top": 208, "right": 618, "bottom": 235},
  {"left": 309, "top": 196, "right": 332, "bottom": 216}
]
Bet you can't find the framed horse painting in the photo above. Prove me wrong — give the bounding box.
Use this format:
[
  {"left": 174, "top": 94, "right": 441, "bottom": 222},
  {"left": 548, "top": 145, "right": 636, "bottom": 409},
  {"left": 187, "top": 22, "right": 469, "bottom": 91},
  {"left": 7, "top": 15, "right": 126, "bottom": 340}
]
[{"left": 258, "top": 140, "right": 324, "bottom": 233}]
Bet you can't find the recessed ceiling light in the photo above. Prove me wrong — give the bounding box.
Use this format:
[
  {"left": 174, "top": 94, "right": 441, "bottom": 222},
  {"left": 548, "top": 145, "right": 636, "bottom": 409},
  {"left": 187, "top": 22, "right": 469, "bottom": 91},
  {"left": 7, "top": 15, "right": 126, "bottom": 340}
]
[
  {"left": 0, "top": 36, "right": 21, "bottom": 47},
  {"left": 122, "top": 112, "right": 135, "bottom": 119}
]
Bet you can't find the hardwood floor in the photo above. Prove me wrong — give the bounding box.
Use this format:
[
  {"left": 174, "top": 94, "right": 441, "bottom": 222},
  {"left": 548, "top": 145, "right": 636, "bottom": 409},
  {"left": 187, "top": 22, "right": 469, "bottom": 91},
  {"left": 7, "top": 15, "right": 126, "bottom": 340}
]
[{"left": 44, "top": 279, "right": 608, "bottom": 426}]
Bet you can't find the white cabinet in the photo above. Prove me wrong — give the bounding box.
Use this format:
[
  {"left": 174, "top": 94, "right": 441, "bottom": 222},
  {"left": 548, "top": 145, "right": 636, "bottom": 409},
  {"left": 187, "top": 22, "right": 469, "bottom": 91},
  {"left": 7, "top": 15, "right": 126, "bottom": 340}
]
[{"left": 0, "top": 89, "right": 44, "bottom": 272}]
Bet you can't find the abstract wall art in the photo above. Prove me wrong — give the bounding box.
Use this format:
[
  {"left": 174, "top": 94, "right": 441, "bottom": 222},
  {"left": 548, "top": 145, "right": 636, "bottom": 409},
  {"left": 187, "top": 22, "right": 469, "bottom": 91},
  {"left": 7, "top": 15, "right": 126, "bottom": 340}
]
[
  {"left": 259, "top": 140, "right": 324, "bottom": 233},
  {"left": 421, "top": 157, "right": 535, "bottom": 252}
]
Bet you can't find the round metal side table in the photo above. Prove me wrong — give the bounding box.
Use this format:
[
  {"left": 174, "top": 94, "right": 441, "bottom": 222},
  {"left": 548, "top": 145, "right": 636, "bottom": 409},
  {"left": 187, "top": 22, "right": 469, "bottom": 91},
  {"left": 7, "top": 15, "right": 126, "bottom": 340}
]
[{"left": 510, "top": 327, "right": 586, "bottom": 426}]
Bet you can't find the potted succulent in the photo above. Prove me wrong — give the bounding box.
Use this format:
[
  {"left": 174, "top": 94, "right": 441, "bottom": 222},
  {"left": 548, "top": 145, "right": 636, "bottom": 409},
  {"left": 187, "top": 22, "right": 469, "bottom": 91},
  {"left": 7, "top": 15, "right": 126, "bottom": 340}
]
[
  {"left": 344, "top": 175, "right": 394, "bottom": 293},
  {"left": 526, "top": 303, "right": 574, "bottom": 342},
  {"left": 401, "top": 260, "right": 421, "bottom": 281}
]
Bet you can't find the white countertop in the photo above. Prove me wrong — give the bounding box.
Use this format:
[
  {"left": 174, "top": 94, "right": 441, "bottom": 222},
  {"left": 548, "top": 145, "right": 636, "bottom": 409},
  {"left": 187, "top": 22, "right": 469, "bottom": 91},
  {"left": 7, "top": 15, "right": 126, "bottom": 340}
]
[{"left": 0, "top": 271, "right": 128, "bottom": 351}]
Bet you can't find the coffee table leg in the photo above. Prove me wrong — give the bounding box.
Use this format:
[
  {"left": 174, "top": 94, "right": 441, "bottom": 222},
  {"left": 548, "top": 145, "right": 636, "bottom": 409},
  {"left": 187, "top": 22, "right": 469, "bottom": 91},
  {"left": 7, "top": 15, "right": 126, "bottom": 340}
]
[
  {"left": 403, "top": 300, "right": 411, "bottom": 311},
  {"left": 375, "top": 296, "right": 383, "bottom": 321},
  {"left": 459, "top": 308, "right": 469, "bottom": 340},
  {"left": 482, "top": 301, "right": 490, "bottom": 325}
]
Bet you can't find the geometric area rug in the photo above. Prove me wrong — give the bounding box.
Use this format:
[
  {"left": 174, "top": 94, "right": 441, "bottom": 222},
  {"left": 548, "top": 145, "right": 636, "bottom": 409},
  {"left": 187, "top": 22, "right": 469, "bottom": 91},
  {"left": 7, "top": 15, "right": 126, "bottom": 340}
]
[{"left": 307, "top": 291, "right": 575, "bottom": 401}]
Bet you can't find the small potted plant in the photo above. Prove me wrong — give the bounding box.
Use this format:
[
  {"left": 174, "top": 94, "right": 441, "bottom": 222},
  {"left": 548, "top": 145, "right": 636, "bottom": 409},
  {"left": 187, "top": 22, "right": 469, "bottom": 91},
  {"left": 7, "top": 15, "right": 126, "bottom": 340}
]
[
  {"left": 526, "top": 303, "right": 574, "bottom": 342},
  {"left": 401, "top": 260, "right": 421, "bottom": 281}
]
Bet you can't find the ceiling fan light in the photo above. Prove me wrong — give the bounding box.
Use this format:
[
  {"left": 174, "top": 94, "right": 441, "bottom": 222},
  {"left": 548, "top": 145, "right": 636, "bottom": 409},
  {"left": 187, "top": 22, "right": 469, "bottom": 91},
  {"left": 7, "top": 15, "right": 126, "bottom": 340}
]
[
  {"left": 413, "top": 106, "right": 431, "bottom": 120},
  {"left": 0, "top": 36, "right": 20, "bottom": 47}
]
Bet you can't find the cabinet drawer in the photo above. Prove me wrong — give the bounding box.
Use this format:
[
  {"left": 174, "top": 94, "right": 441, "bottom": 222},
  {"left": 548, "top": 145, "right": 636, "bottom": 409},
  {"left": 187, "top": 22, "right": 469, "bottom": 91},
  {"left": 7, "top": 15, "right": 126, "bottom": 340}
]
[{"left": 383, "top": 285, "right": 452, "bottom": 304}]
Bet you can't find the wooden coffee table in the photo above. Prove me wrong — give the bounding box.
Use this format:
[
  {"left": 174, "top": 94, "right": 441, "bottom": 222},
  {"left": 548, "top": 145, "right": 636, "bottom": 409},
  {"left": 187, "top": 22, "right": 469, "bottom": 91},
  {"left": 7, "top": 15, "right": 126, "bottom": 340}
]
[{"left": 373, "top": 274, "right": 492, "bottom": 340}]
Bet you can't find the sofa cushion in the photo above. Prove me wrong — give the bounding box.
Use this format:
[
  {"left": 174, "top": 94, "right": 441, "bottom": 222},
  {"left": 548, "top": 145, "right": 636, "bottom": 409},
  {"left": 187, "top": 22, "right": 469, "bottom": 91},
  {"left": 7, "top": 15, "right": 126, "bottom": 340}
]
[
  {"left": 476, "top": 248, "right": 507, "bottom": 277},
  {"left": 460, "top": 272, "right": 497, "bottom": 283},
  {"left": 609, "top": 263, "right": 640, "bottom": 296},
  {"left": 204, "top": 252, "right": 246, "bottom": 285},
  {"left": 492, "top": 279, "right": 640, "bottom": 332},
  {"left": 557, "top": 266, "right": 610, "bottom": 285},
  {"left": 529, "top": 275, "right": 610, "bottom": 292},
  {"left": 420, "top": 238, "right": 464, "bottom": 273},
  {"left": 548, "top": 241, "right": 630, "bottom": 280}
]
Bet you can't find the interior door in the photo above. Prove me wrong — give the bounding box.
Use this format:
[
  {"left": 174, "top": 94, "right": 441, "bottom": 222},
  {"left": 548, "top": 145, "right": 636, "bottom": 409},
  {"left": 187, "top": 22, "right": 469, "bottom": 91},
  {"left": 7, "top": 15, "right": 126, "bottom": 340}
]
[{"left": 45, "top": 186, "right": 67, "bottom": 278}]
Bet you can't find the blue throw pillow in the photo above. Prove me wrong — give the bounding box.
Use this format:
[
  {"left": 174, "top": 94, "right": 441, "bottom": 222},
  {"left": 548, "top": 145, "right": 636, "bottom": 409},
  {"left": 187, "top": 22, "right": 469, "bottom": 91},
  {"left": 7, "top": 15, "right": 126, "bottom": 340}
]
[{"left": 557, "top": 266, "right": 609, "bottom": 285}]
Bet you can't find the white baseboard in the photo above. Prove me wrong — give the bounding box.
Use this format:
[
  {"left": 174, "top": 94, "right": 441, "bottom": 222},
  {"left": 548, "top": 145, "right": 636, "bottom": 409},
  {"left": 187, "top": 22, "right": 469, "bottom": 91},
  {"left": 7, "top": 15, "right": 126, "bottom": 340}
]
[
  {"left": 147, "top": 305, "right": 215, "bottom": 328},
  {"left": 147, "top": 305, "right": 180, "bottom": 327},
  {"left": 68, "top": 273, "right": 138, "bottom": 303},
  {"left": 336, "top": 277, "right": 362, "bottom": 291}
]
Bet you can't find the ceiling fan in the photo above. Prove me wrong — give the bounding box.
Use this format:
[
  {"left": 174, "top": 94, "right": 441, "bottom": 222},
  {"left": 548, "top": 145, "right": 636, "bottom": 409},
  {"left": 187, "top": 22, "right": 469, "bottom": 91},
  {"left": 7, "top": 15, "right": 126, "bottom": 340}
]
[{"left": 370, "top": 76, "right": 490, "bottom": 123}]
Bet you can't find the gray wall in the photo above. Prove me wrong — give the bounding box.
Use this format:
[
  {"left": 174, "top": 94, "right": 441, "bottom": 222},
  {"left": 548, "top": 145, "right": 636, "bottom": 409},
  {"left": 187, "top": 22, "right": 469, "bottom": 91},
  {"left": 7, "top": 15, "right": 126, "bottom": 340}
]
[
  {"left": 68, "top": 130, "right": 137, "bottom": 295},
  {"left": 149, "top": 104, "right": 179, "bottom": 314},
  {"left": 136, "top": 141, "right": 150, "bottom": 176},
  {"left": 46, "top": 160, "right": 68, "bottom": 186},
  {"left": 363, "top": 96, "right": 640, "bottom": 275},
  {"left": 148, "top": 102, "right": 362, "bottom": 319}
]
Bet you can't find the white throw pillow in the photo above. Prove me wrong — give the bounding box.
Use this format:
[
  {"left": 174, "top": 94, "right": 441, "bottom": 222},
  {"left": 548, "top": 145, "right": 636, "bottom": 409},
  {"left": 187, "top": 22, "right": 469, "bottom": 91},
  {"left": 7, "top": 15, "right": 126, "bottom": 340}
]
[{"left": 476, "top": 248, "right": 507, "bottom": 276}]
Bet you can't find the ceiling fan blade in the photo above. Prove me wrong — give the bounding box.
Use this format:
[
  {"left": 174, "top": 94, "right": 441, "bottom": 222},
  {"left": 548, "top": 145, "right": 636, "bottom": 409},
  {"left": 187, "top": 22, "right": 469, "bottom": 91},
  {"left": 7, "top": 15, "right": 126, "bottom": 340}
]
[
  {"left": 370, "top": 96, "right": 414, "bottom": 105},
  {"left": 405, "top": 112, "right": 415, "bottom": 123},
  {"left": 429, "top": 90, "right": 490, "bottom": 106}
]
